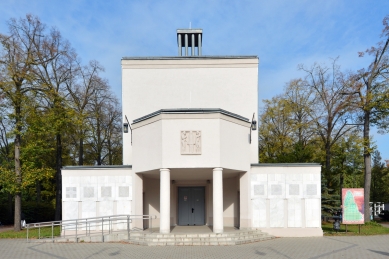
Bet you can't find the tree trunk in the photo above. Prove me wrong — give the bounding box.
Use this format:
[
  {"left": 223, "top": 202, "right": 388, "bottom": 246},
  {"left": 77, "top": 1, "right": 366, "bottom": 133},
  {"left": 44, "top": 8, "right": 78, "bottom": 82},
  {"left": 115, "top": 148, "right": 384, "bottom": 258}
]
[
  {"left": 340, "top": 159, "right": 344, "bottom": 206},
  {"left": 97, "top": 119, "right": 101, "bottom": 165},
  {"left": 325, "top": 141, "right": 331, "bottom": 184},
  {"left": 36, "top": 180, "right": 41, "bottom": 203},
  {"left": 108, "top": 139, "right": 112, "bottom": 165},
  {"left": 14, "top": 100, "right": 22, "bottom": 231},
  {"left": 363, "top": 109, "right": 371, "bottom": 222},
  {"left": 78, "top": 137, "right": 83, "bottom": 165},
  {"left": 55, "top": 133, "right": 62, "bottom": 220},
  {"left": 14, "top": 133, "right": 21, "bottom": 231}
]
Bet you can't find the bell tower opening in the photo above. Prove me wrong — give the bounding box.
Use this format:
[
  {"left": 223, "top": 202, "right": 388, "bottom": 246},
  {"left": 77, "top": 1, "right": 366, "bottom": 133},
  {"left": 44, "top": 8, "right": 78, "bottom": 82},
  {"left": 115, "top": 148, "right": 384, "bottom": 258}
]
[{"left": 177, "top": 29, "right": 203, "bottom": 56}]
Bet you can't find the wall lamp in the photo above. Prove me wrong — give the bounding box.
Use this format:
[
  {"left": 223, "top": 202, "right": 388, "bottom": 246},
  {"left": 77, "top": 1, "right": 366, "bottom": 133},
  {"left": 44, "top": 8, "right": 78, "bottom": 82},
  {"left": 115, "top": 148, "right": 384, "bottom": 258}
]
[
  {"left": 251, "top": 119, "right": 257, "bottom": 131},
  {"left": 123, "top": 115, "right": 132, "bottom": 145},
  {"left": 123, "top": 122, "right": 129, "bottom": 133},
  {"left": 249, "top": 113, "right": 257, "bottom": 143}
]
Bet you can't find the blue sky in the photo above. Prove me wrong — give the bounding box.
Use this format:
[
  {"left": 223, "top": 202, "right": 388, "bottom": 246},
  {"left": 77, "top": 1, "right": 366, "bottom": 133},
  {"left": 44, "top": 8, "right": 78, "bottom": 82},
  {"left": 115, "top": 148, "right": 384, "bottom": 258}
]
[{"left": 1, "top": 0, "right": 389, "bottom": 161}]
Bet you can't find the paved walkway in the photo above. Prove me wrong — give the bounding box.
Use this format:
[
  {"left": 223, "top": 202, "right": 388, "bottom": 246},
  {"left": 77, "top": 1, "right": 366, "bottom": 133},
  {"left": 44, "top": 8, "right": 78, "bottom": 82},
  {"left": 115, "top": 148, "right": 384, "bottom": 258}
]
[{"left": 1, "top": 235, "right": 389, "bottom": 259}]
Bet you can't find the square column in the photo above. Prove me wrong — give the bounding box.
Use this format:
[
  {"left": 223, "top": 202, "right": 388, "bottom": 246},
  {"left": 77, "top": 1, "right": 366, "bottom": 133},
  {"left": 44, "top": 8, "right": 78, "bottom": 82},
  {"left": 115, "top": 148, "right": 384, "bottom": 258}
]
[
  {"left": 160, "top": 168, "right": 170, "bottom": 233},
  {"left": 213, "top": 167, "right": 223, "bottom": 233},
  {"left": 132, "top": 172, "right": 143, "bottom": 230}
]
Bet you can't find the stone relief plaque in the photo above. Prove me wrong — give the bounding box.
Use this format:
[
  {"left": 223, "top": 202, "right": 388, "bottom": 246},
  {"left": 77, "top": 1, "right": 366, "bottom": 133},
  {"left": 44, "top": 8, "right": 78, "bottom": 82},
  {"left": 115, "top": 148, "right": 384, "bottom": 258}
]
[
  {"left": 254, "top": 184, "right": 265, "bottom": 195},
  {"left": 66, "top": 187, "right": 77, "bottom": 198},
  {"left": 118, "top": 186, "right": 129, "bottom": 197},
  {"left": 271, "top": 184, "right": 282, "bottom": 195},
  {"left": 101, "top": 186, "right": 112, "bottom": 198},
  {"left": 83, "top": 187, "right": 94, "bottom": 198},
  {"left": 181, "top": 131, "right": 201, "bottom": 155},
  {"left": 306, "top": 184, "right": 317, "bottom": 195},
  {"left": 289, "top": 184, "right": 299, "bottom": 195}
]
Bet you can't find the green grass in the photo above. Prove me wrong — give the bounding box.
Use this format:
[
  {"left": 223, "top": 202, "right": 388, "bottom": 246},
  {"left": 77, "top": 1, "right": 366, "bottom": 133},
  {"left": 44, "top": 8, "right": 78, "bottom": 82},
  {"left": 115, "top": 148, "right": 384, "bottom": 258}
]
[
  {"left": 0, "top": 226, "right": 61, "bottom": 239},
  {"left": 322, "top": 221, "right": 389, "bottom": 236}
]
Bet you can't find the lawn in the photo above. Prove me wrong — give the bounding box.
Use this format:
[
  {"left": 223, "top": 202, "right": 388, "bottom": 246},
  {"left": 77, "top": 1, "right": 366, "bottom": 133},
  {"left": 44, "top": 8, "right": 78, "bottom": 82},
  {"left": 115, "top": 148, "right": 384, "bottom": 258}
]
[
  {"left": 0, "top": 226, "right": 61, "bottom": 239},
  {"left": 322, "top": 221, "right": 389, "bottom": 236}
]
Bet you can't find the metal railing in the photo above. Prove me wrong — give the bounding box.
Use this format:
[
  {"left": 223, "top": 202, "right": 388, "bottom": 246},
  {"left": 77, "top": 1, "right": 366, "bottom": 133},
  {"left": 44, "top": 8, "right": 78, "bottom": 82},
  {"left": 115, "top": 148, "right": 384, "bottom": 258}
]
[{"left": 26, "top": 214, "right": 156, "bottom": 243}]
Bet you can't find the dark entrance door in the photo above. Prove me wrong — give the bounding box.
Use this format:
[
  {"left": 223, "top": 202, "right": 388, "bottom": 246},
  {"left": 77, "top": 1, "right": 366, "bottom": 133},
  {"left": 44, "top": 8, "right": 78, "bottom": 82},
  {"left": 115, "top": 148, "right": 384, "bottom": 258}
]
[{"left": 178, "top": 187, "right": 205, "bottom": 226}]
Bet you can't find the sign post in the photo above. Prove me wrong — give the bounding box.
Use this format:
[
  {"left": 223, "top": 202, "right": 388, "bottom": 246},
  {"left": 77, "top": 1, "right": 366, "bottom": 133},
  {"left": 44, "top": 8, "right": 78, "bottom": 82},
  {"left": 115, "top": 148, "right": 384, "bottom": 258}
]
[{"left": 342, "top": 188, "right": 364, "bottom": 233}]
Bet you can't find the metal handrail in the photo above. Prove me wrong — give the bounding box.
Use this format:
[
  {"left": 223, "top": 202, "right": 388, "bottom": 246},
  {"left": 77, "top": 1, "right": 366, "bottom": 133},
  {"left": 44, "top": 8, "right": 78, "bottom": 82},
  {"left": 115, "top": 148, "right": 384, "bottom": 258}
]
[{"left": 26, "top": 214, "right": 156, "bottom": 243}]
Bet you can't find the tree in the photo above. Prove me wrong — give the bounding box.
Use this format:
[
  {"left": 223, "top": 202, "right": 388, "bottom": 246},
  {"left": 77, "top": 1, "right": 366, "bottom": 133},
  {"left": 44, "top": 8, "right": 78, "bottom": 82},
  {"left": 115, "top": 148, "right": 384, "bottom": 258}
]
[
  {"left": 346, "top": 15, "right": 389, "bottom": 221},
  {"left": 66, "top": 60, "right": 105, "bottom": 165},
  {"left": 259, "top": 79, "right": 318, "bottom": 163},
  {"left": 86, "top": 83, "right": 121, "bottom": 165},
  {"left": 0, "top": 14, "right": 123, "bottom": 225},
  {"left": 31, "top": 24, "right": 76, "bottom": 220},
  {"left": 371, "top": 150, "right": 389, "bottom": 203},
  {"left": 299, "top": 59, "right": 356, "bottom": 185},
  {"left": 0, "top": 94, "right": 13, "bottom": 222},
  {"left": 0, "top": 14, "right": 47, "bottom": 231},
  {"left": 259, "top": 95, "right": 296, "bottom": 162},
  {"left": 331, "top": 132, "right": 364, "bottom": 203}
]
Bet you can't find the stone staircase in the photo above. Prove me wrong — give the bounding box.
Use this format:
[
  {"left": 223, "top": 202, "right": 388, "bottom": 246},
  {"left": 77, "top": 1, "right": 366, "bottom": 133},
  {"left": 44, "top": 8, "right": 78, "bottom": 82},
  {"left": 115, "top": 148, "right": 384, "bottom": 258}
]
[
  {"left": 31, "top": 227, "right": 275, "bottom": 246},
  {"left": 126, "top": 229, "right": 275, "bottom": 246}
]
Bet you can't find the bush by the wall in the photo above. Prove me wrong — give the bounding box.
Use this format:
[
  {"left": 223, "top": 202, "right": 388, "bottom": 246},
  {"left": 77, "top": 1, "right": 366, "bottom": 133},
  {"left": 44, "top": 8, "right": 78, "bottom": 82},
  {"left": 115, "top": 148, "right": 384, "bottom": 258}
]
[
  {"left": 22, "top": 201, "right": 55, "bottom": 223},
  {"left": 0, "top": 201, "right": 55, "bottom": 224},
  {"left": 379, "top": 210, "right": 389, "bottom": 221},
  {"left": 0, "top": 203, "right": 13, "bottom": 225}
]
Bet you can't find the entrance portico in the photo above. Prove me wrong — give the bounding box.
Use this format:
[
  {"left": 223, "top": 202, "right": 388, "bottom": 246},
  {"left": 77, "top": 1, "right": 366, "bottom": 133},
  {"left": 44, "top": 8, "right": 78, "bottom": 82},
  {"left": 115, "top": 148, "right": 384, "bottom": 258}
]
[
  {"left": 131, "top": 108, "right": 251, "bottom": 234},
  {"left": 159, "top": 167, "right": 225, "bottom": 234},
  {"left": 141, "top": 167, "right": 243, "bottom": 234}
]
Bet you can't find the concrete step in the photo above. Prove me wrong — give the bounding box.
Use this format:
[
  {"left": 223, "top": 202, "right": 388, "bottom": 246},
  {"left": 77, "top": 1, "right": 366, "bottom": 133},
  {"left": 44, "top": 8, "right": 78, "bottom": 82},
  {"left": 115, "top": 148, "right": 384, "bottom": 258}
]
[
  {"left": 127, "top": 229, "right": 275, "bottom": 246},
  {"left": 30, "top": 228, "right": 275, "bottom": 246}
]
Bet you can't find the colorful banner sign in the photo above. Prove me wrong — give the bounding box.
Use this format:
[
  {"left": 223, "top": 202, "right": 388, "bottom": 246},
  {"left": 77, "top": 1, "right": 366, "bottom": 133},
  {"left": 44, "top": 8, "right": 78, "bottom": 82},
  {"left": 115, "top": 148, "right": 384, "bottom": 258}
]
[{"left": 342, "top": 188, "right": 364, "bottom": 224}]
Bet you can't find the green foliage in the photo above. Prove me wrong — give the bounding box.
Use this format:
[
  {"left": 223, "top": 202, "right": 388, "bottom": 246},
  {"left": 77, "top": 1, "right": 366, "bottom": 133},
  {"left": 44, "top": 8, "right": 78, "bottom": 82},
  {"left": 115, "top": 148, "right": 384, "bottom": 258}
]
[
  {"left": 321, "top": 174, "right": 340, "bottom": 216},
  {"left": 379, "top": 210, "right": 389, "bottom": 221},
  {"left": 0, "top": 201, "right": 55, "bottom": 224},
  {"left": 0, "top": 164, "right": 54, "bottom": 195},
  {"left": 22, "top": 201, "right": 56, "bottom": 223},
  {"left": 0, "top": 14, "right": 123, "bottom": 227},
  {"left": 371, "top": 151, "right": 389, "bottom": 203},
  {"left": 364, "top": 220, "right": 382, "bottom": 227},
  {"left": 322, "top": 221, "right": 389, "bottom": 235},
  {"left": 0, "top": 199, "right": 12, "bottom": 225},
  {"left": 0, "top": 226, "right": 60, "bottom": 239},
  {"left": 259, "top": 81, "right": 319, "bottom": 163}
]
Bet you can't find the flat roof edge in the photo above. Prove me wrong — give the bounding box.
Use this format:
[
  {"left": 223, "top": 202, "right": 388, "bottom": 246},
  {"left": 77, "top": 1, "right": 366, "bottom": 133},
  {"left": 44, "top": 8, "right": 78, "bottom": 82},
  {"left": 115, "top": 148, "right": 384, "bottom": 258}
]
[
  {"left": 251, "top": 163, "right": 321, "bottom": 167},
  {"left": 122, "top": 55, "right": 258, "bottom": 60},
  {"left": 132, "top": 108, "right": 250, "bottom": 124},
  {"left": 62, "top": 165, "right": 132, "bottom": 170}
]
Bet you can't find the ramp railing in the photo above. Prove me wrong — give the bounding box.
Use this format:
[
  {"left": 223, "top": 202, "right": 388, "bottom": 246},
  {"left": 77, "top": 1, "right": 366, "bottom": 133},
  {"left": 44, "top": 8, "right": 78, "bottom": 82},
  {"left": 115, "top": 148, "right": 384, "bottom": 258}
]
[{"left": 26, "top": 214, "right": 156, "bottom": 243}]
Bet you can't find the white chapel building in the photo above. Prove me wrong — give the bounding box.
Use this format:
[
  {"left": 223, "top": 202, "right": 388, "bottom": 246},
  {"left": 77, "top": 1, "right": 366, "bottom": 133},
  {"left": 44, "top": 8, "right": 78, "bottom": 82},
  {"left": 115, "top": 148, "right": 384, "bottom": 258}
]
[{"left": 62, "top": 29, "right": 323, "bottom": 237}]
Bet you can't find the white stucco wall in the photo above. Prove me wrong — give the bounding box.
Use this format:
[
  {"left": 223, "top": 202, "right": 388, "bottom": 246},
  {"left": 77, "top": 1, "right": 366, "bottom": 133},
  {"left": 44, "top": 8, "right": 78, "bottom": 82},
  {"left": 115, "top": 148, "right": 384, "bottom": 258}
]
[
  {"left": 249, "top": 165, "right": 323, "bottom": 237},
  {"left": 223, "top": 177, "right": 240, "bottom": 227},
  {"left": 62, "top": 168, "right": 133, "bottom": 223},
  {"left": 122, "top": 57, "right": 259, "bottom": 165},
  {"left": 132, "top": 113, "right": 251, "bottom": 173}
]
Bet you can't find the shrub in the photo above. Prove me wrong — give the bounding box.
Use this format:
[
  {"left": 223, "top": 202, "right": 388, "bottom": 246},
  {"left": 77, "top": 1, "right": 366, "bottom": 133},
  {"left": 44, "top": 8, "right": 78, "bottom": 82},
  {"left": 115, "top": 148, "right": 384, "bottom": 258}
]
[
  {"left": 0, "top": 201, "right": 55, "bottom": 224},
  {"left": 22, "top": 201, "right": 55, "bottom": 223},
  {"left": 379, "top": 210, "right": 389, "bottom": 221}
]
